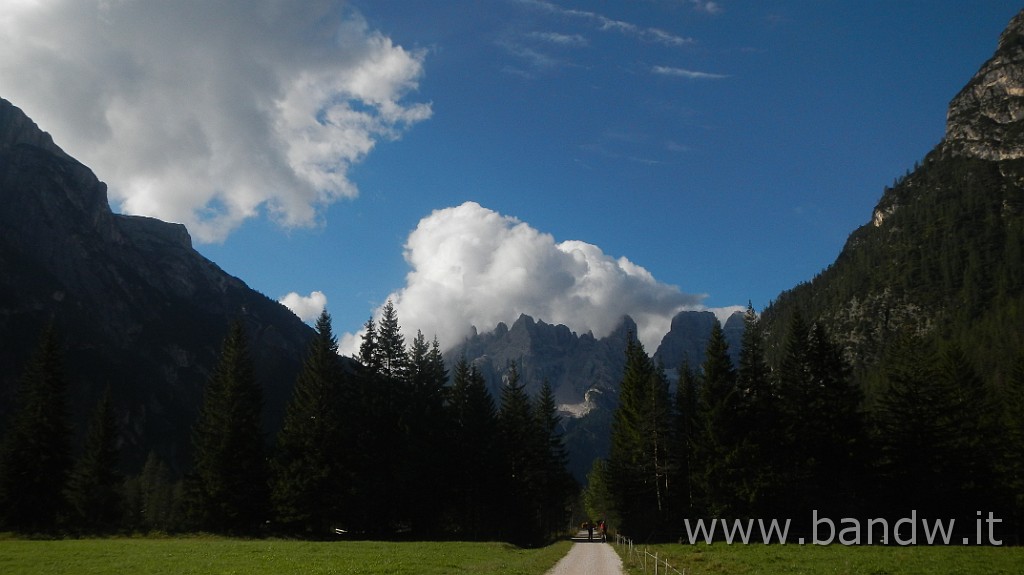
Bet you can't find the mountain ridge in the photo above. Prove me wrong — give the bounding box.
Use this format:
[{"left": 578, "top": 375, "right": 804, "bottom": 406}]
[
  {"left": 0, "top": 97, "right": 314, "bottom": 471},
  {"left": 448, "top": 309, "right": 744, "bottom": 479}
]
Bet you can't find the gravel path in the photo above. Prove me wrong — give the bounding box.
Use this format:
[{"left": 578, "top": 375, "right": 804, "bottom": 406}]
[{"left": 544, "top": 533, "right": 624, "bottom": 575}]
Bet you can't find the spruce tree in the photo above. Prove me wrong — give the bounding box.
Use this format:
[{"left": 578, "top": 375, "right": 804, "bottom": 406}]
[
  {"left": 349, "top": 301, "right": 411, "bottom": 535},
  {"left": 357, "top": 316, "right": 379, "bottom": 371},
  {"left": 447, "top": 357, "right": 501, "bottom": 539},
  {"left": 607, "top": 334, "right": 673, "bottom": 540},
  {"left": 66, "top": 387, "right": 123, "bottom": 533},
  {"left": 186, "top": 321, "right": 269, "bottom": 534},
  {"left": 376, "top": 300, "right": 409, "bottom": 381},
  {"left": 874, "top": 334, "right": 956, "bottom": 518},
  {"left": 1000, "top": 352, "right": 1024, "bottom": 542},
  {"left": 772, "top": 311, "right": 817, "bottom": 515},
  {"left": 497, "top": 362, "right": 543, "bottom": 545},
  {"left": 272, "top": 309, "right": 346, "bottom": 535},
  {"left": 806, "top": 322, "right": 865, "bottom": 515},
  {"left": 123, "top": 451, "right": 181, "bottom": 532},
  {"left": 374, "top": 300, "right": 412, "bottom": 533},
  {"left": 533, "top": 380, "right": 575, "bottom": 540},
  {"left": 737, "top": 303, "right": 771, "bottom": 399},
  {"left": 868, "top": 333, "right": 995, "bottom": 521},
  {"left": 773, "top": 312, "right": 864, "bottom": 520},
  {"left": 671, "top": 360, "right": 699, "bottom": 518},
  {"left": 932, "top": 344, "right": 998, "bottom": 520},
  {"left": 734, "top": 303, "right": 780, "bottom": 517},
  {"left": 692, "top": 320, "right": 742, "bottom": 518},
  {"left": 0, "top": 323, "right": 73, "bottom": 533},
  {"left": 404, "top": 330, "right": 449, "bottom": 536}
]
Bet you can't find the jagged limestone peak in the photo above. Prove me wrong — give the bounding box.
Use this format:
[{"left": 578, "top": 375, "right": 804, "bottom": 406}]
[{"left": 944, "top": 9, "right": 1024, "bottom": 160}]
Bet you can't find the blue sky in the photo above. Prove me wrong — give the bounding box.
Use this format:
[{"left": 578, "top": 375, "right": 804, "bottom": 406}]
[{"left": 2, "top": 1, "right": 1020, "bottom": 353}]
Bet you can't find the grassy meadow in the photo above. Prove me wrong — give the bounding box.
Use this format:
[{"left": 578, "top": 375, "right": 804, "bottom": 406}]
[
  {"left": 0, "top": 537, "right": 572, "bottom": 575},
  {"left": 615, "top": 541, "right": 1024, "bottom": 575}
]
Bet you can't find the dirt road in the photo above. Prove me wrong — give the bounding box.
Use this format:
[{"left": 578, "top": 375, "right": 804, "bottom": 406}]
[{"left": 544, "top": 532, "right": 624, "bottom": 575}]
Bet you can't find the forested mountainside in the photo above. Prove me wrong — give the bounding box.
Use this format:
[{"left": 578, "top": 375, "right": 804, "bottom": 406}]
[
  {"left": 762, "top": 10, "right": 1024, "bottom": 389},
  {"left": 591, "top": 12, "right": 1024, "bottom": 543}
]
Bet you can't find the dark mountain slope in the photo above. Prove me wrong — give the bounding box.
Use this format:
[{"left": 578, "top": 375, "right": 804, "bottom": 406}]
[
  {"left": 762, "top": 10, "right": 1024, "bottom": 384},
  {"left": 0, "top": 98, "right": 313, "bottom": 471}
]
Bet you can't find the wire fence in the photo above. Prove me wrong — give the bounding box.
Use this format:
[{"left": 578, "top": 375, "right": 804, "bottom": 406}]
[{"left": 614, "top": 534, "right": 686, "bottom": 575}]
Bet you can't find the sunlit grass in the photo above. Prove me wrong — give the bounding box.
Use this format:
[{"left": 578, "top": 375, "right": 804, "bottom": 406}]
[
  {"left": 0, "top": 536, "right": 572, "bottom": 575},
  {"left": 615, "top": 541, "right": 1023, "bottom": 575}
]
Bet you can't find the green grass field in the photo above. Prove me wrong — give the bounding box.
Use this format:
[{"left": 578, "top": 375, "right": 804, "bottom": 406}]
[
  {"left": 0, "top": 537, "right": 572, "bottom": 575},
  {"left": 615, "top": 541, "right": 1024, "bottom": 575},
  {"left": 5, "top": 537, "right": 1023, "bottom": 575}
]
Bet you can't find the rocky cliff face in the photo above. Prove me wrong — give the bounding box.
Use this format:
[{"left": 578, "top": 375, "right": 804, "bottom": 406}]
[
  {"left": 449, "top": 313, "right": 635, "bottom": 408},
  {"left": 0, "top": 98, "right": 312, "bottom": 471},
  {"left": 944, "top": 10, "right": 1024, "bottom": 160},
  {"left": 652, "top": 310, "right": 744, "bottom": 371}
]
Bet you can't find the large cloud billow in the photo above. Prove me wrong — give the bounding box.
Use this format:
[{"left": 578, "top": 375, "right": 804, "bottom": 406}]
[
  {"left": 0, "top": 0, "right": 430, "bottom": 242},
  {"left": 340, "top": 202, "right": 708, "bottom": 355}
]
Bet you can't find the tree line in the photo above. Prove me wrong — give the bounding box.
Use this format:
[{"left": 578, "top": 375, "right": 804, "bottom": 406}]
[
  {"left": 0, "top": 302, "right": 575, "bottom": 545},
  {"left": 587, "top": 303, "right": 1024, "bottom": 543}
]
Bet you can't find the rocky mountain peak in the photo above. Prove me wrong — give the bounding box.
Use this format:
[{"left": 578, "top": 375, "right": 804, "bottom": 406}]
[
  {"left": 0, "top": 98, "right": 111, "bottom": 228},
  {"left": 944, "top": 9, "right": 1024, "bottom": 160},
  {"left": 0, "top": 98, "right": 69, "bottom": 158},
  {"left": 652, "top": 310, "right": 743, "bottom": 370}
]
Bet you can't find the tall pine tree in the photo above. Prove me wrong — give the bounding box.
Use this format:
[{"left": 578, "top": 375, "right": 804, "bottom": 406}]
[
  {"left": 446, "top": 357, "right": 502, "bottom": 539},
  {"left": 670, "top": 360, "right": 699, "bottom": 519},
  {"left": 607, "top": 333, "right": 673, "bottom": 540},
  {"left": 773, "top": 312, "right": 864, "bottom": 520},
  {"left": 186, "top": 320, "right": 269, "bottom": 534},
  {"left": 497, "top": 362, "right": 544, "bottom": 545},
  {"left": 533, "top": 380, "right": 575, "bottom": 541},
  {"left": 403, "top": 331, "right": 449, "bottom": 536},
  {"left": 999, "top": 351, "right": 1024, "bottom": 542},
  {"left": 872, "top": 335, "right": 989, "bottom": 521},
  {"left": 932, "top": 344, "right": 998, "bottom": 520},
  {"left": 66, "top": 387, "right": 123, "bottom": 533},
  {"left": 123, "top": 451, "right": 181, "bottom": 532},
  {"left": 376, "top": 300, "right": 409, "bottom": 381},
  {"left": 806, "top": 322, "right": 865, "bottom": 516},
  {"left": 0, "top": 323, "right": 73, "bottom": 533},
  {"left": 734, "top": 303, "right": 780, "bottom": 518},
  {"left": 692, "top": 320, "right": 742, "bottom": 518},
  {"left": 272, "top": 309, "right": 347, "bottom": 535},
  {"left": 349, "top": 300, "right": 411, "bottom": 535}
]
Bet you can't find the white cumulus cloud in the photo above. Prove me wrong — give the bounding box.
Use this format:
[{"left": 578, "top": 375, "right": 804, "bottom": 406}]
[
  {"left": 339, "top": 202, "right": 711, "bottom": 355},
  {"left": 280, "top": 290, "right": 328, "bottom": 323},
  {"left": 0, "top": 0, "right": 430, "bottom": 242}
]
